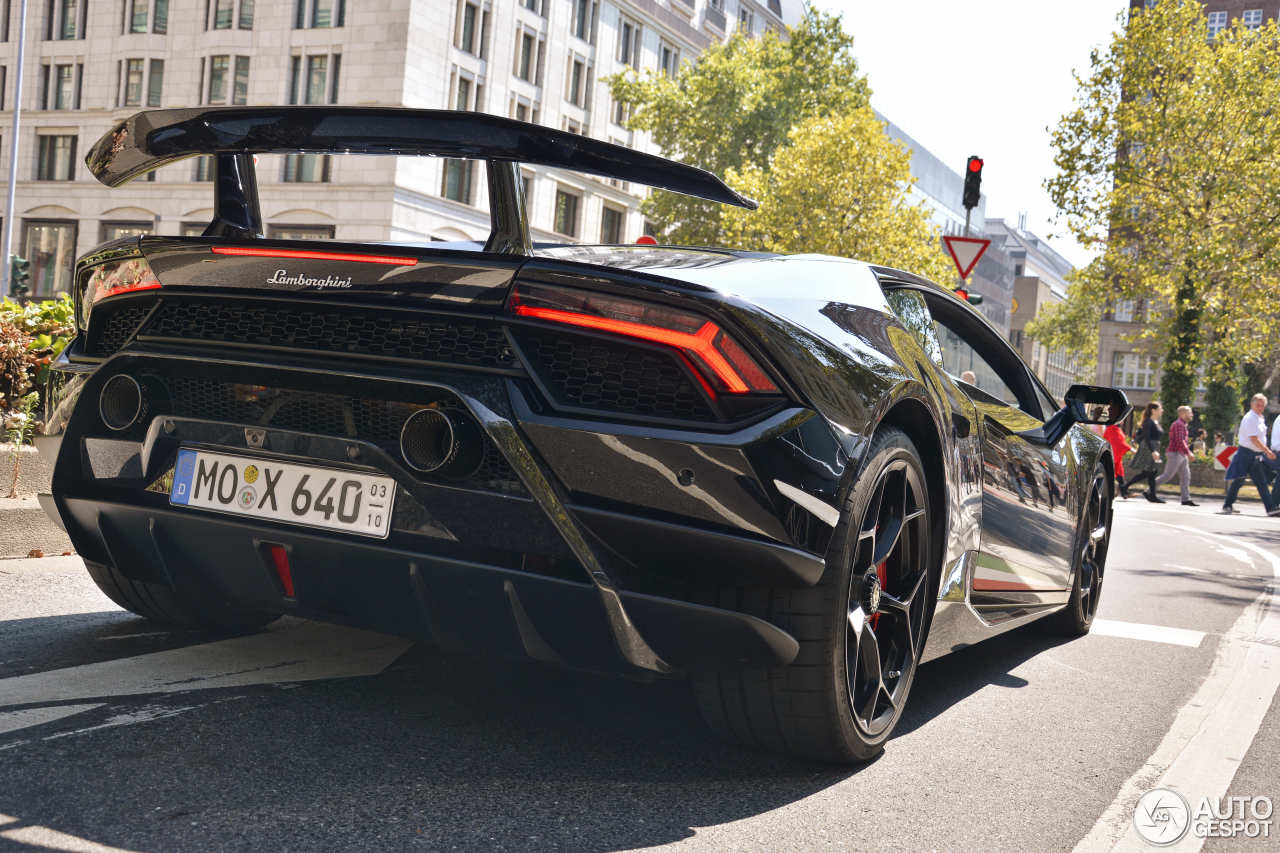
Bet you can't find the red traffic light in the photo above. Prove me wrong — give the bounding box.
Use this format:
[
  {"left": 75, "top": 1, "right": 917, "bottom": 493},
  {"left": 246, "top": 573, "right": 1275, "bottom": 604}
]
[
  {"left": 968, "top": 157, "right": 983, "bottom": 173},
  {"left": 636, "top": 235, "right": 658, "bottom": 245},
  {"left": 955, "top": 288, "right": 969, "bottom": 301}
]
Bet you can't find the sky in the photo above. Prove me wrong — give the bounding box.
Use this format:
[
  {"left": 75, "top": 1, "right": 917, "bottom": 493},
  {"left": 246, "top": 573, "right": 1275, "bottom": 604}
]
[{"left": 818, "top": 0, "right": 1127, "bottom": 268}]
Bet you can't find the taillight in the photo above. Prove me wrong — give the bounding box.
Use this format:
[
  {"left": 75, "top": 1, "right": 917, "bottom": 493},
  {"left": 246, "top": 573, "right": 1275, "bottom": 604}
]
[
  {"left": 80, "top": 254, "right": 161, "bottom": 329},
  {"left": 508, "top": 283, "right": 778, "bottom": 395}
]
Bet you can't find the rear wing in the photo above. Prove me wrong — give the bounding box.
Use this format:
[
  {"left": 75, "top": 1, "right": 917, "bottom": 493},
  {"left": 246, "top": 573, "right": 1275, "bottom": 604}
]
[{"left": 86, "top": 106, "right": 755, "bottom": 254}]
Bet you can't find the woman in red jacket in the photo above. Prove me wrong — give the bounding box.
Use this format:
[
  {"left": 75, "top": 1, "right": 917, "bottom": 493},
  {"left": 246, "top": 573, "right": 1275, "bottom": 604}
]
[{"left": 1104, "top": 422, "right": 1134, "bottom": 498}]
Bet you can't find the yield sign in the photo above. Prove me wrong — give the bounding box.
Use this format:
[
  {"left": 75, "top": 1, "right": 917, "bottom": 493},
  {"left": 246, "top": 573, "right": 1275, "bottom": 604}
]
[{"left": 943, "top": 236, "right": 991, "bottom": 279}]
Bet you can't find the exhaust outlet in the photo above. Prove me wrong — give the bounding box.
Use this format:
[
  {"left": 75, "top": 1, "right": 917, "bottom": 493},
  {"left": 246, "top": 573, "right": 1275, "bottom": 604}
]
[
  {"left": 399, "top": 407, "right": 482, "bottom": 477},
  {"left": 98, "top": 374, "right": 147, "bottom": 431}
]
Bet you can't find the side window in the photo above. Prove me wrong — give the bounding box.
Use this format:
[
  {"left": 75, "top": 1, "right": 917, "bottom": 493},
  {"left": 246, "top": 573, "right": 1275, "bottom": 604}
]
[
  {"left": 932, "top": 319, "right": 1020, "bottom": 407},
  {"left": 1035, "top": 385, "right": 1061, "bottom": 421},
  {"left": 885, "top": 289, "right": 943, "bottom": 366}
]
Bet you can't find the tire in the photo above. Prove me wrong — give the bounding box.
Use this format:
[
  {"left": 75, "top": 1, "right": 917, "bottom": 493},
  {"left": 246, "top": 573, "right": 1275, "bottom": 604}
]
[
  {"left": 1048, "top": 465, "right": 1111, "bottom": 636},
  {"left": 84, "top": 559, "right": 277, "bottom": 633},
  {"left": 693, "top": 426, "right": 936, "bottom": 763}
]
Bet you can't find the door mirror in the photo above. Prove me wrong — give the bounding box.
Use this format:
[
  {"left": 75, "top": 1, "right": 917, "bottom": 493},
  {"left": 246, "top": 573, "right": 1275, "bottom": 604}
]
[{"left": 1064, "top": 384, "right": 1131, "bottom": 425}]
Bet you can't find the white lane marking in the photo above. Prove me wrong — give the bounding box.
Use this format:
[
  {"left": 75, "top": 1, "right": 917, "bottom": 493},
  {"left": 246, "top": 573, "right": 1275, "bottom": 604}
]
[
  {"left": 1090, "top": 619, "right": 1205, "bottom": 648},
  {"left": 772, "top": 479, "right": 840, "bottom": 527},
  {"left": 93, "top": 631, "right": 174, "bottom": 641},
  {"left": 0, "top": 814, "right": 16, "bottom": 825},
  {"left": 1076, "top": 521, "right": 1280, "bottom": 853},
  {"left": 41, "top": 704, "right": 201, "bottom": 741},
  {"left": 0, "top": 825, "right": 143, "bottom": 852},
  {"left": 0, "top": 704, "right": 104, "bottom": 736},
  {"left": 0, "top": 619, "right": 410, "bottom": 725}
]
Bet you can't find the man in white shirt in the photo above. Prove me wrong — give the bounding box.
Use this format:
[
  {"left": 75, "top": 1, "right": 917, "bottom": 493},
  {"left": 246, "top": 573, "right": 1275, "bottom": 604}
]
[{"left": 1222, "top": 393, "right": 1278, "bottom": 514}]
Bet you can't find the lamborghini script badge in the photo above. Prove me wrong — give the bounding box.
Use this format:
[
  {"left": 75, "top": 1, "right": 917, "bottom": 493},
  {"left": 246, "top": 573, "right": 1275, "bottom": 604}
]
[{"left": 266, "top": 269, "right": 354, "bottom": 290}]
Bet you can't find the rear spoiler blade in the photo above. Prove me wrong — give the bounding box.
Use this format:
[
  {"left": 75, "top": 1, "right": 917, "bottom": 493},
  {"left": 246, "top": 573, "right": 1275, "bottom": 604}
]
[{"left": 86, "top": 107, "right": 756, "bottom": 254}]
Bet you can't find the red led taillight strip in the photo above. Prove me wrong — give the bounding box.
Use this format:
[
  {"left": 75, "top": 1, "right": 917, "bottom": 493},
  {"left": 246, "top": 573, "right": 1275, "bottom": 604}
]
[
  {"left": 210, "top": 246, "right": 418, "bottom": 266},
  {"left": 513, "top": 304, "right": 752, "bottom": 393}
]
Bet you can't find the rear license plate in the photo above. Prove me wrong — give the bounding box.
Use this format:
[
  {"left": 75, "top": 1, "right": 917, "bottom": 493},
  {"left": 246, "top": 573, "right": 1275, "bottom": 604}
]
[{"left": 170, "top": 449, "right": 396, "bottom": 539}]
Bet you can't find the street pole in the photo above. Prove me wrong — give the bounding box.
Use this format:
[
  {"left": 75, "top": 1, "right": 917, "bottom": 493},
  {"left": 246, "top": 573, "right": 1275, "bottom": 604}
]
[{"left": 2, "top": 0, "right": 29, "bottom": 295}]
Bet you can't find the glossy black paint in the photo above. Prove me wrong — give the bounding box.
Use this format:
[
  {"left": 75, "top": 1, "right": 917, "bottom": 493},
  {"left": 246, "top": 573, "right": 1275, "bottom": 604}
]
[
  {"left": 85, "top": 107, "right": 755, "bottom": 207},
  {"left": 47, "top": 231, "right": 1117, "bottom": 675}
]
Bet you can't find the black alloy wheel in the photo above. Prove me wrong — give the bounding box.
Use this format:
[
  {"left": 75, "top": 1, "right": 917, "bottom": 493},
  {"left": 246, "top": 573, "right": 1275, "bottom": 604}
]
[
  {"left": 692, "top": 426, "right": 936, "bottom": 763},
  {"left": 1052, "top": 466, "right": 1111, "bottom": 635},
  {"left": 845, "top": 457, "right": 931, "bottom": 740}
]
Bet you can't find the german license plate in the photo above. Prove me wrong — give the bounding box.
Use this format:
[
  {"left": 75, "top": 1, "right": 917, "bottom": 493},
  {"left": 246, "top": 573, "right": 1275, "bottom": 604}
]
[{"left": 170, "top": 449, "right": 396, "bottom": 539}]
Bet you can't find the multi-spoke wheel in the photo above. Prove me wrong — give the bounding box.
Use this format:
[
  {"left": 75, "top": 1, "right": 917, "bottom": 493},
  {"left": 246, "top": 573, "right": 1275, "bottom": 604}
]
[
  {"left": 1050, "top": 466, "right": 1111, "bottom": 635},
  {"left": 692, "top": 426, "right": 936, "bottom": 763},
  {"left": 845, "top": 457, "right": 930, "bottom": 740}
]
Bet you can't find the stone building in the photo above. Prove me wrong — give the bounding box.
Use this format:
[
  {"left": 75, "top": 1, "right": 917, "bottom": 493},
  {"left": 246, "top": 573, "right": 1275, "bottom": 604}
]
[{"left": 0, "top": 0, "right": 799, "bottom": 298}]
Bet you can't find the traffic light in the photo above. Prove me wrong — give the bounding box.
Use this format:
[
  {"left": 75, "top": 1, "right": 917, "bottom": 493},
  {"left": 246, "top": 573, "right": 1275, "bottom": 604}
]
[
  {"left": 962, "top": 156, "right": 984, "bottom": 210},
  {"left": 8, "top": 255, "right": 30, "bottom": 299}
]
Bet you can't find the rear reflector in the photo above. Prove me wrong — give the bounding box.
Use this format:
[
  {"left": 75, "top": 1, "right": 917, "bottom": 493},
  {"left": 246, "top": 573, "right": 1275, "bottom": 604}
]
[
  {"left": 210, "top": 246, "right": 418, "bottom": 266},
  {"left": 509, "top": 283, "right": 778, "bottom": 394},
  {"left": 266, "top": 544, "right": 295, "bottom": 598}
]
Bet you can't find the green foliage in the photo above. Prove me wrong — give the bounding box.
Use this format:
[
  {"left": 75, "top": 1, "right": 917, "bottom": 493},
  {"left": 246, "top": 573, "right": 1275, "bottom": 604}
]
[
  {"left": 0, "top": 295, "right": 73, "bottom": 391},
  {"left": 1024, "top": 261, "right": 1104, "bottom": 379},
  {"left": 719, "top": 110, "right": 954, "bottom": 283},
  {"left": 1046, "top": 1, "right": 1280, "bottom": 399},
  {"left": 6, "top": 391, "right": 39, "bottom": 498},
  {"left": 608, "top": 6, "right": 870, "bottom": 247}
]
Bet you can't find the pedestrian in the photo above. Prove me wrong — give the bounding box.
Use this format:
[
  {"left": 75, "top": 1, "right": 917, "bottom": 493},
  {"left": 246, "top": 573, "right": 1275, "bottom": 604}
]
[
  {"left": 1221, "top": 393, "right": 1279, "bottom": 515},
  {"left": 1103, "top": 421, "right": 1134, "bottom": 498},
  {"left": 1267, "top": 413, "right": 1280, "bottom": 510},
  {"left": 1121, "top": 402, "right": 1165, "bottom": 503},
  {"left": 1192, "top": 429, "right": 1207, "bottom": 456},
  {"left": 1154, "top": 405, "right": 1196, "bottom": 506}
]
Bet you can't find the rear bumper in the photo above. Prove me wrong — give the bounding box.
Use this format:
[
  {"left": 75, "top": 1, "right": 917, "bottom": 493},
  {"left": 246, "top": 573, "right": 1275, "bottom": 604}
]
[
  {"left": 42, "top": 350, "right": 842, "bottom": 675},
  {"left": 58, "top": 496, "right": 799, "bottom": 673}
]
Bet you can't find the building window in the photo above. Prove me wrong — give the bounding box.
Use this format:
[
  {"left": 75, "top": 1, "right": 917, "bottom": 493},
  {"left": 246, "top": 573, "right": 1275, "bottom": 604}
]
[
  {"left": 22, "top": 219, "right": 78, "bottom": 297},
  {"left": 515, "top": 29, "right": 545, "bottom": 84},
  {"left": 521, "top": 0, "right": 543, "bottom": 14},
  {"left": 455, "top": 1, "right": 478, "bottom": 53},
  {"left": 0, "top": 66, "right": 6, "bottom": 110},
  {"left": 206, "top": 56, "right": 228, "bottom": 103},
  {"left": 451, "top": 70, "right": 483, "bottom": 111},
  {"left": 148, "top": 59, "right": 164, "bottom": 106},
  {"left": 294, "top": 0, "right": 344, "bottom": 29},
  {"left": 123, "top": 58, "right": 144, "bottom": 106},
  {"left": 239, "top": 0, "right": 254, "bottom": 28},
  {"left": 290, "top": 54, "right": 340, "bottom": 104},
  {"left": 554, "top": 187, "right": 580, "bottom": 237},
  {"left": 442, "top": 159, "right": 475, "bottom": 204},
  {"left": 179, "top": 222, "right": 207, "bottom": 236},
  {"left": 600, "top": 205, "right": 623, "bottom": 244},
  {"left": 100, "top": 221, "right": 153, "bottom": 243},
  {"left": 213, "top": 0, "right": 233, "bottom": 29},
  {"left": 1207, "top": 11, "right": 1227, "bottom": 38},
  {"left": 570, "top": 0, "right": 596, "bottom": 43},
  {"left": 193, "top": 155, "right": 214, "bottom": 182},
  {"left": 738, "top": 6, "right": 754, "bottom": 33},
  {"left": 52, "top": 0, "right": 84, "bottom": 39},
  {"left": 520, "top": 169, "right": 534, "bottom": 206},
  {"left": 565, "top": 55, "right": 590, "bottom": 108},
  {"left": 563, "top": 117, "right": 581, "bottom": 134},
  {"left": 54, "top": 63, "right": 74, "bottom": 109},
  {"left": 36, "top": 134, "right": 76, "bottom": 180},
  {"left": 1242, "top": 9, "right": 1263, "bottom": 29},
  {"left": 283, "top": 153, "right": 331, "bottom": 183},
  {"left": 617, "top": 17, "right": 641, "bottom": 68},
  {"left": 2, "top": 0, "right": 10, "bottom": 42},
  {"left": 1112, "top": 352, "right": 1157, "bottom": 390},
  {"left": 267, "top": 224, "right": 335, "bottom": 240},
  {"left": 659, "top": 41, "right": 679, "bottom": 77},
  {"left": 612, "top": 98, "right": 630, "bottom": 126},
  {"left": 1113, "top": 299, "right": 1136, "bottom": 323},
  {"left": 126, "top": 0, "right": 148, "bottom": 33}
]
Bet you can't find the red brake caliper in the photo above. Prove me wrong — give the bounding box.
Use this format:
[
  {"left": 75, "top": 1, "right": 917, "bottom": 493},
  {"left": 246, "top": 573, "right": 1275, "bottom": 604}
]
[{"left": 871, "top": 558, "right": 888, "bottom": 629}]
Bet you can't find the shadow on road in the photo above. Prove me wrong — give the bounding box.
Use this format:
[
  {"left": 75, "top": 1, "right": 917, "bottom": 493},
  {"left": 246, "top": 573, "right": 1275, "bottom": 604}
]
[{"left": 0, "top": 605, "right": 1085, "bottom": 853}]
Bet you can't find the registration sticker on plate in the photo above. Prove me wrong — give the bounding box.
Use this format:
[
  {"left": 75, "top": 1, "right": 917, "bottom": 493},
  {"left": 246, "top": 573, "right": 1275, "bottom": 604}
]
[{"left": 170, "top": 449, "right": 396, "bottom": 539}]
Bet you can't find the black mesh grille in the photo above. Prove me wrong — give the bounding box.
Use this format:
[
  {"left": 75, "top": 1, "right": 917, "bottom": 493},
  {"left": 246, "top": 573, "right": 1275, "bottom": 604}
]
[
  {"left": 87, "top": 304, "right": 152, "bottom": 356},
  {"left": 141, "top": 300, "right": 512, "bottom": 369},
  {"left": 155, "top": 377, "right": 523, "bottom": 493},
  {"left": 515, "top": 329, "right": 715, "bottom": 422}
]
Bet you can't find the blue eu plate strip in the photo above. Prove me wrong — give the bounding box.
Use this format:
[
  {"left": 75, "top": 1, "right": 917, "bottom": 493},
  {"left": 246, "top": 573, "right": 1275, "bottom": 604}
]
[{"left": 171, "top": 448, "right": 197, "bottom": 505}]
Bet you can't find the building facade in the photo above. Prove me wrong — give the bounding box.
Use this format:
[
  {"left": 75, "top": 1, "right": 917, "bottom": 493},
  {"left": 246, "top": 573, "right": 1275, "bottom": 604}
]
[{"left": 0, "top": 0, "right": 800, "bottom": 298}]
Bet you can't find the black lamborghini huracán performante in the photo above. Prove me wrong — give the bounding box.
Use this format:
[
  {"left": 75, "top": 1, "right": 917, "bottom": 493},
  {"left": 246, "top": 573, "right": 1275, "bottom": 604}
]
[{"left": 39, "top": 108, "right": 1130, "bottom": 763}]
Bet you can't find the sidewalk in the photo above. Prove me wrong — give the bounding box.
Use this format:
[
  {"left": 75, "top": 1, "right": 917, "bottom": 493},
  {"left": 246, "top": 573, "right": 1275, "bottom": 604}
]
[{"left": 0, "top": 443, "right": 73, "bottom": 558}]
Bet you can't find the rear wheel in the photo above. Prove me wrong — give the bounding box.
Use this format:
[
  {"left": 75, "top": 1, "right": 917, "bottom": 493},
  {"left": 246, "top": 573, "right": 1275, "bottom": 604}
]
[
  {"left": 693, "top": 427, "right": 935, "bottom": 763},
  {"left": 1049, "top": 466, "right": 1110, "bottom": 635},
  {"left": 84, "top": 559, "right": 277, "bottom": 633}
]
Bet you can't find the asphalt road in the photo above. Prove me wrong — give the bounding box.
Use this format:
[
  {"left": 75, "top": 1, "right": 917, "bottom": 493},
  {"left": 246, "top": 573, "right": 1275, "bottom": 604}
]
[{"left": 0, "top": 500, "right": 1276, "bottom": 852}]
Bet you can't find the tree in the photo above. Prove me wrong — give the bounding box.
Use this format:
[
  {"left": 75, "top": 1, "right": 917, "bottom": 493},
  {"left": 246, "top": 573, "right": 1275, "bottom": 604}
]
[
  {"left": 1036, "top": 1, "right": 1280, "bottom": 420},
  {"left": 719, "top": 110, "right": 955, "bottom": 283},
  {"left": 608, "top": 7, "right": 869, "bottom": 246}
]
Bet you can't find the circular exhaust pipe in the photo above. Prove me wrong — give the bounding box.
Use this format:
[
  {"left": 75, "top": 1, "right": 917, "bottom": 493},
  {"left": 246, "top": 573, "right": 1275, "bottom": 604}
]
[
  {"left": 98, "top": 374, "right": 146, "bottom": 432},
  {"left": 399, "top": 407, "right": 482, "bottom": 477}
]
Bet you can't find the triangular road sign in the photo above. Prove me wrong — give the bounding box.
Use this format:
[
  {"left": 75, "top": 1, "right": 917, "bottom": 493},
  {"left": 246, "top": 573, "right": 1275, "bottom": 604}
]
[{"left": 943, "top": 236, "right": 991, "bottom": 279}]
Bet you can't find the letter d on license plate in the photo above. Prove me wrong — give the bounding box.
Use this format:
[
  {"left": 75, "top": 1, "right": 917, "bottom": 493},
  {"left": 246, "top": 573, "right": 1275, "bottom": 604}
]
[{"left": 170, "top": 449, "right": 396, "bottom": 539}]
